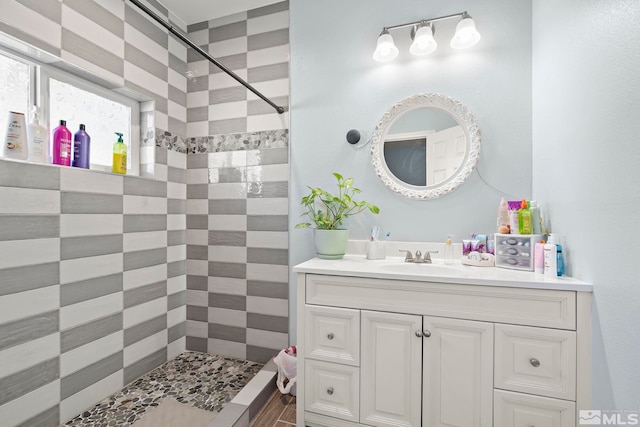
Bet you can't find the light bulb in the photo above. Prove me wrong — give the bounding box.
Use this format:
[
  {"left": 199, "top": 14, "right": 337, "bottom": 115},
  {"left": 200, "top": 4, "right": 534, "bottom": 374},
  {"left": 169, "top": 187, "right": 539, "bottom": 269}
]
[
  {"left": 373, "top": 30, "right": 399, "bottom": 62},
  {"left": 410, "top": 23, "right": 437, "bottom": 56},
  {"left": 450, "top": 15, "right": 481, "bottom": 49}
]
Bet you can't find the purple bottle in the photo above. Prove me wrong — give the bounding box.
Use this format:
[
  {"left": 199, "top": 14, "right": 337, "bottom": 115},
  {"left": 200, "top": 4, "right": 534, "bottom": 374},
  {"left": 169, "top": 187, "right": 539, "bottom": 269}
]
[
  {"left": 72, "top": 124, "right": 91, "bottom": 169},
  {"left": 52, "top": 120, "right": 72, "bottom": 166}
]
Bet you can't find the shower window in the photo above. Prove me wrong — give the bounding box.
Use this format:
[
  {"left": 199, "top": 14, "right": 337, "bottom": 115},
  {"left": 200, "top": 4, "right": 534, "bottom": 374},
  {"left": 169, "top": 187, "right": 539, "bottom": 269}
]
[
  {"left": 46, "top": 75, "right": 138, "bottom": 173},
  {"left": 0, "top": 47, "right": 140, "bottom": 174}
]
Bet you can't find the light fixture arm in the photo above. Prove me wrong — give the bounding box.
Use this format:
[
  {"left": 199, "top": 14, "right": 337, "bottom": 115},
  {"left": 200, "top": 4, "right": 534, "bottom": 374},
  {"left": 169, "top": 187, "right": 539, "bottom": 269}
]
[{"left": 382, "top": 11, "right": 469, "bottom": 33}]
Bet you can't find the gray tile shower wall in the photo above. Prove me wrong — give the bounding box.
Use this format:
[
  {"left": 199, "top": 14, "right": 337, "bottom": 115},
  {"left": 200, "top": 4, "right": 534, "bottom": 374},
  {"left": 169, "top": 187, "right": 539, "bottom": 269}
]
[
  {"left": 186, "top": 145, "right": 289, "bottom": 363},
  {"left": 186, "top": 1, "right": 290, "bottom": 136},
  {"left": 0, "top": 0, "right": 289, "bottom": 424},
  {"left": 184, "top": 1, "right": 290, "bottom": 364},
  {"left": 0, "top": 147, "right": 187, "bottom": 425}
]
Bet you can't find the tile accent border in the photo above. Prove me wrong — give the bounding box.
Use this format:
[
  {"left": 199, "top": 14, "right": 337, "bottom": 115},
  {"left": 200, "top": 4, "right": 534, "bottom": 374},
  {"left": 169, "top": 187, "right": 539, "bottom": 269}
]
[{"left": 156, "top": 128, "right": 289, "bottom": 154}]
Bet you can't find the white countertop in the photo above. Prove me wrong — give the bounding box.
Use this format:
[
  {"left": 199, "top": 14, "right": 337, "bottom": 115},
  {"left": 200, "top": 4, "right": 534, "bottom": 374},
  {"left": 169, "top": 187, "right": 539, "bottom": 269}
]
[{"left": 293, "top": 255, "right": 592, "bottom": 292}]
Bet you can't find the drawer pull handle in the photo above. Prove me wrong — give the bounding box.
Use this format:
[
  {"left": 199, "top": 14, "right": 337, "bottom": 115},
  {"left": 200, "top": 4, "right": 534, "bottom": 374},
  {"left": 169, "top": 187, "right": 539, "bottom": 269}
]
[
  {"left": 415, "top": 330, "right": 423, "bottom": 337},
  {"left": 530, "top": 358, "right": 541, "bottom": 367},
  {"left": 327, "top": 387, "right": 334, "bottom": 395},
  {"left": 423, "top": 330, "right": 431, "bottom": 338},
  {"left": 327, "top": 333, "right": 334, "bottom": 340}
]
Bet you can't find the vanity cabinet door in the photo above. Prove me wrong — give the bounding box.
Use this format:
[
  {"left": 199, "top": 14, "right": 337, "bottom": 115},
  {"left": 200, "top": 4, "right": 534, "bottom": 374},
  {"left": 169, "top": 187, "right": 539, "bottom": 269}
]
[
  {"left": 422, "top": 316, "right": 494, "bottom": 427},
  {"left": 360, "top": 310, "right": 422, "bottom": 427}
]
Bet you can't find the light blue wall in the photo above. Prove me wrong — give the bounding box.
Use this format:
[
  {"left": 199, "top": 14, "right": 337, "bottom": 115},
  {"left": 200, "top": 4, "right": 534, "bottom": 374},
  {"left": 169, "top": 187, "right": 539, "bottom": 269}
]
[
  {"left": 289, "top": 0, "right": 533, "bottom": 337},
  {"left": 290, "top": 0, "right": 639, "bottom": 409},
  {"left": 533, "top": 0, "right": 640, "bottom": 410}
]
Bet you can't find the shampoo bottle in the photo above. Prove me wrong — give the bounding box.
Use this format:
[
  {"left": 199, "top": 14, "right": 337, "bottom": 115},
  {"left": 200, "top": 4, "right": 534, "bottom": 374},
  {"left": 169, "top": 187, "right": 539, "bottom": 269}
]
[
  {"left": 52, "top": 120, "right": 72, "bottom": 166},
  {"left": 72, "top": 124, "right": 91, "bottom": 169},
  {"left": 444, "top": 235, "right": 454, "bottom": 265},
  {"left": 112, "top": 132, "right": 127, "bottom": 174},
  {"left": 27, "top": 107, "right": 47, "bottom": 163},
  {"left": 3, "top": 111, "right": 28, "bottom": 160}
]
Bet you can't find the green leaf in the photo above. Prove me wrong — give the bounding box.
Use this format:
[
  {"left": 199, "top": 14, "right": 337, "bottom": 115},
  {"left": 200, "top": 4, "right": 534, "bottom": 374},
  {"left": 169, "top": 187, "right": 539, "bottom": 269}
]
[{"left": 297, "top": 172, "right": 379, "bottom": 230}]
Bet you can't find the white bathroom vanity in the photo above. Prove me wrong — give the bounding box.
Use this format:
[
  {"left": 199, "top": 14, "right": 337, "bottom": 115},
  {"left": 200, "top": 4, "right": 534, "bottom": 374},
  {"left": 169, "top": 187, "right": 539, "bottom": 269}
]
[{"left": 294, "top": 255, "right": 592, "bottom": 427}]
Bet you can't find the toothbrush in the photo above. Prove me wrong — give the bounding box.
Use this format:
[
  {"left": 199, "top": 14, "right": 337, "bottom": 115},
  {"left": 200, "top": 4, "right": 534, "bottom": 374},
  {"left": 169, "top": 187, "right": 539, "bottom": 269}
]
[
  {"left": 385, "top": 232, "right": 391, "bottom": 241},
  {"left": 371, "top": 226, "right": 380, "bottom": 241}
]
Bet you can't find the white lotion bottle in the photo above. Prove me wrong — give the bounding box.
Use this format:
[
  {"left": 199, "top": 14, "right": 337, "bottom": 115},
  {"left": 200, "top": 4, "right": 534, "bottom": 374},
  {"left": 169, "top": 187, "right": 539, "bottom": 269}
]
[
  {"left": 27, "top": 106, "right": 47, "bottom": 163},
  {"left": 544, "top": 233, "right": 559, "bottom": 278}
]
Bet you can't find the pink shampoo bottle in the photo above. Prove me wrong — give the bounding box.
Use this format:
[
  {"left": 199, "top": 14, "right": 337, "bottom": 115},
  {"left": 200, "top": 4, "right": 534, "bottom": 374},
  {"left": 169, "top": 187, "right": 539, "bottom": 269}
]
[{"left": 52, "top": 119, "right": 72, "bottom": 166}]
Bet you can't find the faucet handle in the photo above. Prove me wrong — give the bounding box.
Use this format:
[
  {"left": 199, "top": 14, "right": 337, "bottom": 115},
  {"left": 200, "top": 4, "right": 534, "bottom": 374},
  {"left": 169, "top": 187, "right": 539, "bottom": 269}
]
[
  {"left": 424, "top": 250, "right": 439, "bottom": 263},
  {"left": 399, "top": 250, "right": 413, "bottom": 262}
]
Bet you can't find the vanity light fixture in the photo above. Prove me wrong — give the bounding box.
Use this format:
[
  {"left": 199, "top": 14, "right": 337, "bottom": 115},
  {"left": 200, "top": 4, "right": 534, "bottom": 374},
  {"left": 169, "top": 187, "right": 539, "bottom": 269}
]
[
  {"left": 373, "top": 29, "right": 399, "bottom": 62},
  {"left": 373, "top": 11, "right": 481, "bottom": 62}
]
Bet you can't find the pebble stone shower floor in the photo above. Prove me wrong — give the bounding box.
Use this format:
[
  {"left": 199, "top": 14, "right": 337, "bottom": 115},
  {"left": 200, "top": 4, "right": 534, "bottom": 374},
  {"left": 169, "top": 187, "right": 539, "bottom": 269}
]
[{"left": 62, "top": 351, "right": 263, "bottom": 426}]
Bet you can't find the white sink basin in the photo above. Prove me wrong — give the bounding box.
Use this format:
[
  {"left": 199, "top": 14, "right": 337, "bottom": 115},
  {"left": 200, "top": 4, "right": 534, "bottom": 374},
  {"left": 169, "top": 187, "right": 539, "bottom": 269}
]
[{"left": 379, "top": 262, "right": 464, "bottom": 276}]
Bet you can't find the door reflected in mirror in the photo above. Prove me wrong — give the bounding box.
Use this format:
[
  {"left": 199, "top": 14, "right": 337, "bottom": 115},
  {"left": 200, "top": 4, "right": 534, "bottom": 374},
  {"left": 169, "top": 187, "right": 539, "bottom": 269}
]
[{"left": 383, "top": 107, "right": 465, "bottom": 186}]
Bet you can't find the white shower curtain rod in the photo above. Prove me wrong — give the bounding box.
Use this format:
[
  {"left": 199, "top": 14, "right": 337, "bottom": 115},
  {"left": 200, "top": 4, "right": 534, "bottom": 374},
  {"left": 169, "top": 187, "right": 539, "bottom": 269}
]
[{"left": 127, "top": 0, "right": 286, "bottom": 115}]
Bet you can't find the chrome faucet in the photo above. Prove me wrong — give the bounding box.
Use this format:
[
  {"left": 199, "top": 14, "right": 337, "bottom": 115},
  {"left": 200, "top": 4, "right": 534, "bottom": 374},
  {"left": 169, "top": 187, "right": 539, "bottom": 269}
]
[{"left": 399, "top": 250, "right": 439, "bottom": 263}]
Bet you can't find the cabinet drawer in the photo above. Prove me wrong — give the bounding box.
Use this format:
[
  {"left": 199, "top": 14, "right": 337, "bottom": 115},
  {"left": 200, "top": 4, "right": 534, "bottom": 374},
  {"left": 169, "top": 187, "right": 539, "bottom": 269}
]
[
  {"left": 305, "top": 359, "right": 360, "bottom": 423},
  {"left": 494, "top": 390, "right": 576, "bottom": 427},
  {"left": 305, "top": 305, "right": 360, "bottom": 366},
  {"left": 306, "top": 274, "right": 576, "bottom": 330},
  {"left": 495, "top": 324, "right": 576, "bottom": 400}
]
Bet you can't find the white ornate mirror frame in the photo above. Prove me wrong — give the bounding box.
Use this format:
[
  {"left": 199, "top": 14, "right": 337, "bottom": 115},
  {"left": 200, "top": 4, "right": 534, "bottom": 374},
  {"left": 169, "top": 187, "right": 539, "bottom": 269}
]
[{"left": 371, "top": 93, "right": 481, "bottom": 199}]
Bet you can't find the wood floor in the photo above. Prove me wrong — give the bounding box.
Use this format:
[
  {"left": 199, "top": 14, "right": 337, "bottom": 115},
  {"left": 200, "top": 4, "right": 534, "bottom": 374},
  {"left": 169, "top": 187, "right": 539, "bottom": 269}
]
[{"left": 250, "top": 389, "right": 296, "bottom": 426}]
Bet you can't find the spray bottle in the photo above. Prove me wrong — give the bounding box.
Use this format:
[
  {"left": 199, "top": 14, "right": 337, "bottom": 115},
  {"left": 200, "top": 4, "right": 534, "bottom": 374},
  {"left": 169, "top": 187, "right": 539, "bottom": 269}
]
[{"left": 497, "top": 197, "right": 509, "bottom": 233}]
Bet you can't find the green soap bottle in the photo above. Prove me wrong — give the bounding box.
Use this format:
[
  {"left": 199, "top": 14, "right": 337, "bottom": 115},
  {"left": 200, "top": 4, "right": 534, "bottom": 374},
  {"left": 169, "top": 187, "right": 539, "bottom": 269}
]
[
  {"left": 112, "top": 132, "right": 127, "bottom": 174},
  {"left": 518, "top": 199, "right": 532, "bottom": 234}
]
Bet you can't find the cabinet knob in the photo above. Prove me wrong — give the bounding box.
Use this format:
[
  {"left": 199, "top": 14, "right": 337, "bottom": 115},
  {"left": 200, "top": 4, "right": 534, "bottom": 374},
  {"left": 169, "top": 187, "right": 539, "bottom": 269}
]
[
  {"left": 415, "top": 330, "right": 423, "bottom": 337},
  {"left": 530, "top": 358, "right": 541, "bottom": 367},
  {"left": 327, "top": 387, "right": 334, "bottom": 395},
  {"left": 423, "top": 329, "right": 431, "bottom": 338},
  {"left": 327, "top": 333, "right": 334, "bottom": 340}
]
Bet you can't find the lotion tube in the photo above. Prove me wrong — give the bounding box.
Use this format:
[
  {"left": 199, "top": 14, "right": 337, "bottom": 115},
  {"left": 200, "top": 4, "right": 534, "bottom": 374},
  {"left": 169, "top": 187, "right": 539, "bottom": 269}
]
[{"left": 534, "top": 242, "right": 544, "bottom": 274}]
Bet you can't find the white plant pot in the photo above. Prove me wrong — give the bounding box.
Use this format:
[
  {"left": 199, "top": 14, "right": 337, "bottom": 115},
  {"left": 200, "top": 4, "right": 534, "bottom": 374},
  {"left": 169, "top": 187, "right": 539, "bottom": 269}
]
[{"left": 313, "top": 229, "right": 349, "bottom": 259}]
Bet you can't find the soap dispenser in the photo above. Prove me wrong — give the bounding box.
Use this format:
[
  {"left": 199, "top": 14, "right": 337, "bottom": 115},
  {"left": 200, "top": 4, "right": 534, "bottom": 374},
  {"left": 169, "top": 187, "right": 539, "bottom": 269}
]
[
  {"left": 112, "top": 132, "right": 127, "bottom": 174},
  {"left": 444, "top": 235, "right": 454, "bottom": 265}
]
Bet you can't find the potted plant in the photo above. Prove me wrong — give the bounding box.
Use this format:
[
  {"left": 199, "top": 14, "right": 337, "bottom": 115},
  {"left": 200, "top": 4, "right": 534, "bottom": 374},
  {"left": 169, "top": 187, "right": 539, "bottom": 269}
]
[{"left": 296, "top": 172, "right": 380, "bottom": 259}]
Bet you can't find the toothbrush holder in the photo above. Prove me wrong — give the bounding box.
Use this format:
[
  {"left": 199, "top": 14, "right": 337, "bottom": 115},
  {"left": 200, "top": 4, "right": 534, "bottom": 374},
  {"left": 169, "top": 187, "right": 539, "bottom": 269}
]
[{"left": 366, "top": 240, "right": 386, "bottom": 260}]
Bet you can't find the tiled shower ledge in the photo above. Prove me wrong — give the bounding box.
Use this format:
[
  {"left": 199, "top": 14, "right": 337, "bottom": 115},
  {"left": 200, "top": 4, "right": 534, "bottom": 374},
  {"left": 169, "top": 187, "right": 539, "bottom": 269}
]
[{"left": 62, "top": 351, "right": 277, "bottom": 427}]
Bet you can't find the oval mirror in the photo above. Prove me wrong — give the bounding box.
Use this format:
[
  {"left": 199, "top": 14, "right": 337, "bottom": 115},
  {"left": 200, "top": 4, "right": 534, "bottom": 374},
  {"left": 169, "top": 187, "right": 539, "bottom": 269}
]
[{"left": 371, "top": 93, "right": 481, "bottom": 199}]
